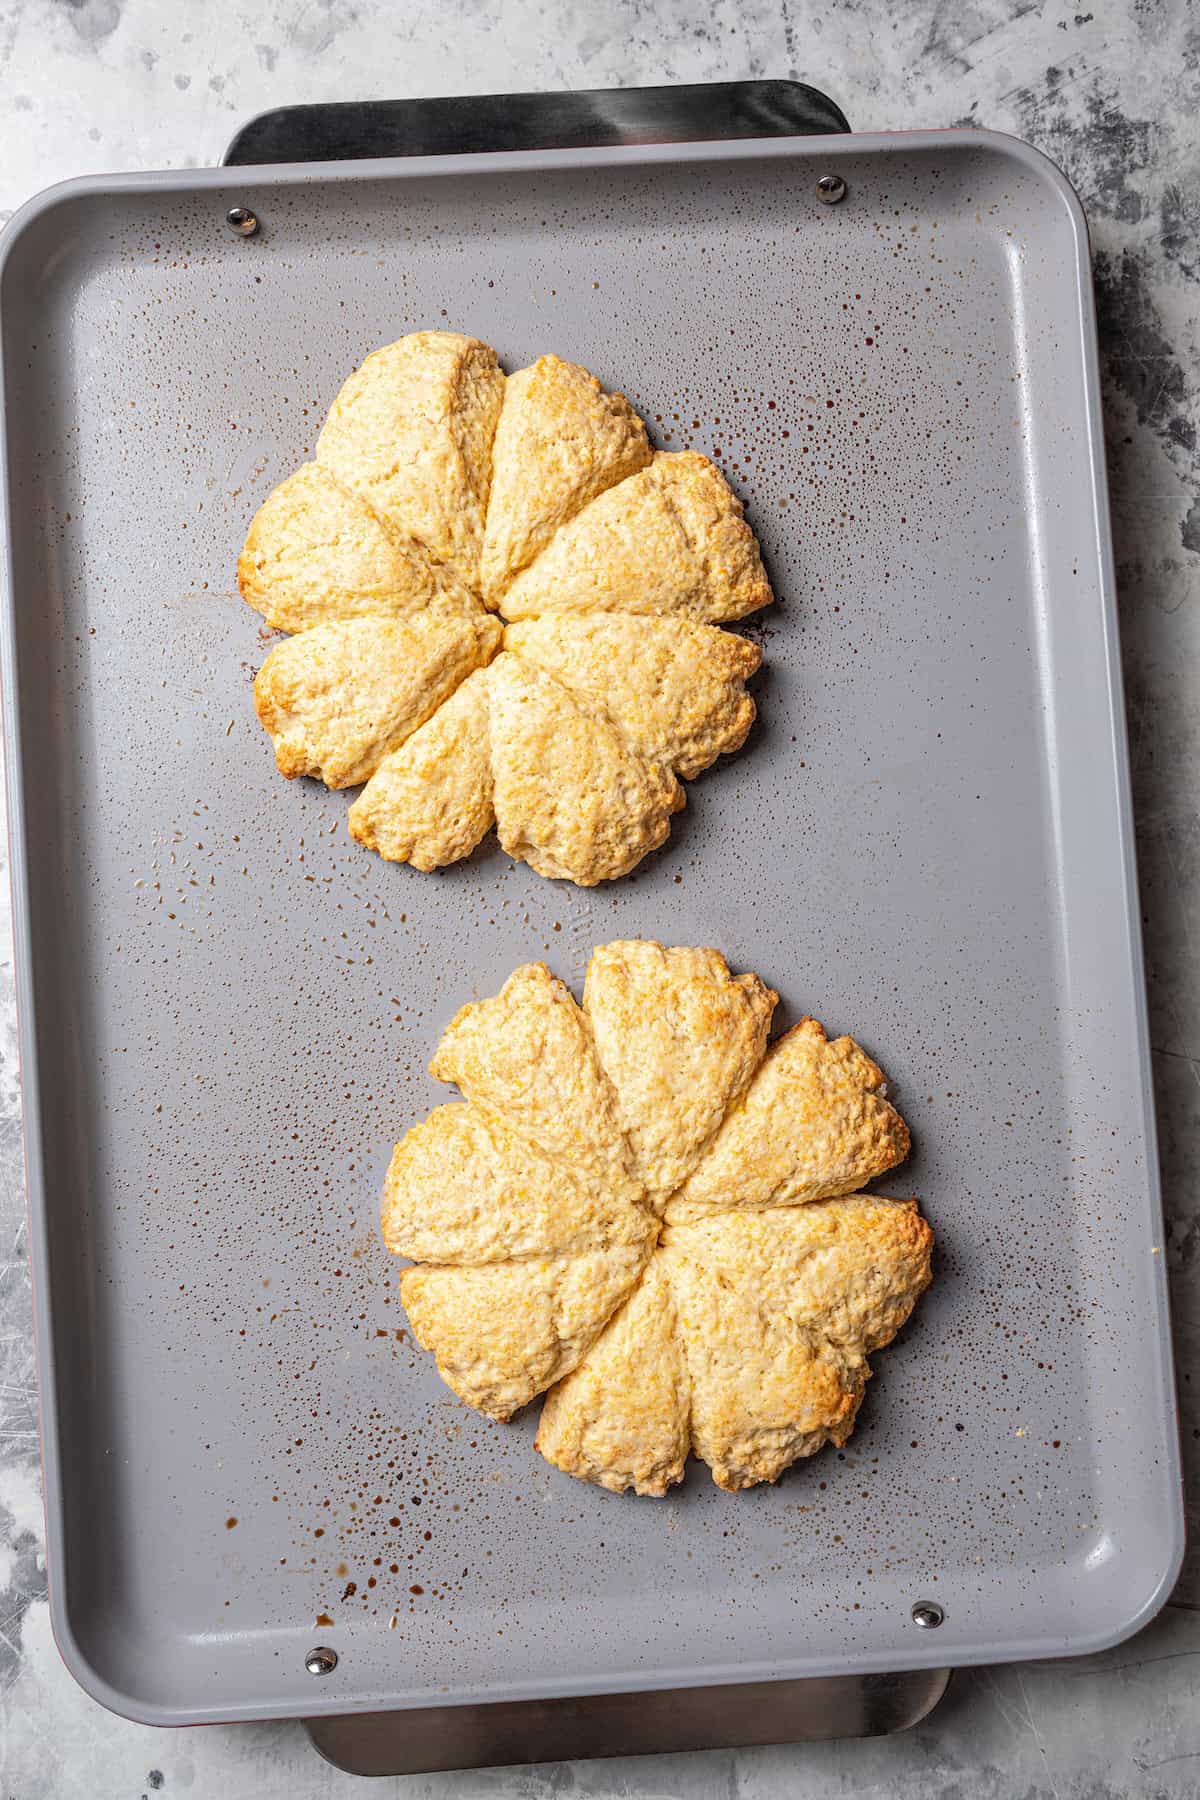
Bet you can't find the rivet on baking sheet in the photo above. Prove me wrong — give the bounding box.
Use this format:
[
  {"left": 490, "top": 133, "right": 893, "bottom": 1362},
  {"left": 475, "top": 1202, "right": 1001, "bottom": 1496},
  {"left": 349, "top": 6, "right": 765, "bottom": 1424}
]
[
  {"left": 305, "top": 1645, "right": 338, "bottom": 1675},
  {"left": 911, "top": 1601, "right": 944, "bottom": 1629},
  {"left": 815, "top": 174, "right": 847, "bottom": 205},
  {"left": 226, "top": 206, "right": 259, "bottom": 237}
]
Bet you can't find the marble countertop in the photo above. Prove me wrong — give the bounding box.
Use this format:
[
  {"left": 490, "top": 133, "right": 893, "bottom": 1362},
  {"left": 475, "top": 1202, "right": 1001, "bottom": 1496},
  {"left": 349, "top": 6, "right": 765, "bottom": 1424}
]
[{"left": 0, "top": 2, "right": 1197, "bottom": 1795}]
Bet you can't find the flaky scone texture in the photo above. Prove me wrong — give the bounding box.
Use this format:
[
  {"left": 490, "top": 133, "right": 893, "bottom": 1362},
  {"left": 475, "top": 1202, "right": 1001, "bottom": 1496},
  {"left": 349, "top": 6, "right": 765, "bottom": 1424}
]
[
  {"left": 382, "top": 942, "right": 932, "bottom": 1496},
  {"left": 239, "top": 334, "right": 773, "bottom": 886}
]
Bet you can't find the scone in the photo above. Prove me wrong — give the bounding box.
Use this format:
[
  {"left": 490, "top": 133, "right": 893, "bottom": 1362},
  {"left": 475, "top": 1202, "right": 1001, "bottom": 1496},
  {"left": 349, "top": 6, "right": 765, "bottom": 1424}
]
[
  {"left": 381, "top": 942, "right": 932, "bottom": 1495},
  {"left": 239, "top": 334, "right": 773, "bottom": 886}
]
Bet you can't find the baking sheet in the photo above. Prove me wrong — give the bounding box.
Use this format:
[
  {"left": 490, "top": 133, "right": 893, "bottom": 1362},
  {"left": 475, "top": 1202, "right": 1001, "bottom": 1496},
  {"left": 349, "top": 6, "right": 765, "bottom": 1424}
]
[{"left": 0, "top": 130, "right": 1181, "bottom": 1725}]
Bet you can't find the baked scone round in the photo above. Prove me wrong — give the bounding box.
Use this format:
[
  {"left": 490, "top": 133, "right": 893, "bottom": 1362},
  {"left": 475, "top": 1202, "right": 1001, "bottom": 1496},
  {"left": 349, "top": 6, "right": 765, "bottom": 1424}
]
[
  {"left": 239, "top": 333, "right": 772, "bottom": 886},
  {"left": 381, "top": 942, "right": 933, "bottom": 1495}
]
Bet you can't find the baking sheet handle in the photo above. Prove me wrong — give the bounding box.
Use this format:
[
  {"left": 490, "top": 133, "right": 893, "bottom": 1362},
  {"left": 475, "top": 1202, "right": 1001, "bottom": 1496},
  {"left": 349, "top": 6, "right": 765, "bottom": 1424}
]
[
  {"left": 305, "top": 1667, "right": 951, "bottom": 1775},
  {"left": 222, "top": 79, "right": 851, "bottom": 166}
]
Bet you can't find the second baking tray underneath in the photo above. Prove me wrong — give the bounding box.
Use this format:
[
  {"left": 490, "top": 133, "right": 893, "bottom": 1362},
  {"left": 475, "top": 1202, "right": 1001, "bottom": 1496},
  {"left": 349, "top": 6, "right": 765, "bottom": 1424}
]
[{"left": 0, "top": 131, "right": 1180, "bottom": 1724}]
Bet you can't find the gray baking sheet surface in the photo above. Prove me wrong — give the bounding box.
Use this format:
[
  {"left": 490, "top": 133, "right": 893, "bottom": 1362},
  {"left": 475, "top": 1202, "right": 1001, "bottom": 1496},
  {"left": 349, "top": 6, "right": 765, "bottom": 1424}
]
[{"left": 0, "top": 131, "right": 1181, "bottom": 1725}]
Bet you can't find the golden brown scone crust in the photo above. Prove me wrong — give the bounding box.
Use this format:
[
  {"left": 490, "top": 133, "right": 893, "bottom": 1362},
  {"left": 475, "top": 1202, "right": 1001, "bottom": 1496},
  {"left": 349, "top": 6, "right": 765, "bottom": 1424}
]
[
  {"left": 253, "top": 606, "right": 500, "bottom": 789},
  {"left": 400, "top": 1245, "right": 651, "bottom": 1421},
  {"left": 383, "top": 945, "right": 932, "bottom": 1494},
  {"left": 315, "top": 332, "right": 505, "bottom": 589},
  {"left": 666, "top": 1017, "right": 911, "bottom": 1225},
  {"left": 382, "top": 1102, "right": 654, "bottom": 1264},
  {"left": 488, "top": 654, "right": 684, "bottom": 886},
  {"left": 429, "top": 960, "right": 640, "bottom": 1199},
  {"left": 237, "top": 462, "right": 468, "bottom": 632},
  {"left": 668, "top": 1193, "right": 933, "bottom": 1358},
  {"left": 535, "top": 1259, "right": 691, "bottom": 1496},
  {"left": 500, "top": 451, "right": 773, "bottom": 623},
  {"left": 347, "top": 665, "right": 494, "bottom": 869},
  {"left": 660, "top": 1198, "right": 932, "bottom": 1490},
  {"left": 503, "top": 614, "right": 761, "bottom": 779},
  {"left": 583, "top": 941, "right": 776, "bottom": 1200},
  {"left": 480, "top": 355, "right": 652, "bottom": 604}
]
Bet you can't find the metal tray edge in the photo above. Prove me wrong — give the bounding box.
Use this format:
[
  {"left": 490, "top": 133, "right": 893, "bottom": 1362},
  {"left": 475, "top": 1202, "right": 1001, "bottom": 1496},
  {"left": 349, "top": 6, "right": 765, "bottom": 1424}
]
[{"left": 0, "top": 127, "right": 1095, "bottom": 264}]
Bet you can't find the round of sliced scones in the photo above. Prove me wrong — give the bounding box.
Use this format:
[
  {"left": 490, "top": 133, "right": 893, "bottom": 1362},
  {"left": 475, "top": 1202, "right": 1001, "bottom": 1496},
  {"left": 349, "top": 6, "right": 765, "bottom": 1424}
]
[
  {"left": 381, "top": 941, "right": 933, "bottom": 1495},
  {"left": 239, "top": 333, "right": 773, "bottom": 886}
]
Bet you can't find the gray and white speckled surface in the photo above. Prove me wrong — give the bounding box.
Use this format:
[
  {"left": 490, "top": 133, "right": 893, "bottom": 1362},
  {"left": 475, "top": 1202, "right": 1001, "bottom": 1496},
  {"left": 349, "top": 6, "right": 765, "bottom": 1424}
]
[{"left": 0, "top": 2, "right": 1197, "bottom": 1795}]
